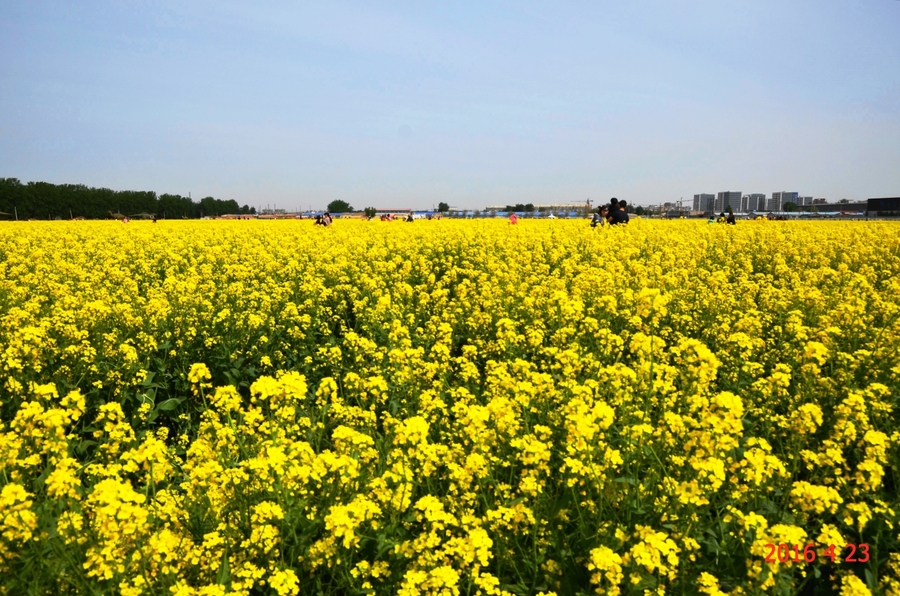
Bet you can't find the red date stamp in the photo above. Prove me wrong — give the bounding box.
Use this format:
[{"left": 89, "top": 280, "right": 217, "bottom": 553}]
[{"left": 764, "top": 543, "right": 870, "bottom": 564}]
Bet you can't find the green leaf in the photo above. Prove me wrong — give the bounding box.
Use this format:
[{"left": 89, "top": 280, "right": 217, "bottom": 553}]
[
  {"left": 155, "top": 398, "right": 184, "bottom": 412},
  {"left": 216, "top": 549, "right": 230, "bottom": 586},
  {"left": 634, "top": 574, "right": 658, "bottom": 590},
  {"left": 75, "top": 440, "right": 97, "bottom": 455}
]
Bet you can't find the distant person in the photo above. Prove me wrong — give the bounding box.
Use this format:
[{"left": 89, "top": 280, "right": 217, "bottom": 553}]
[
  {"left": 509, "top": 213, "right": 518, "bottom": 225},
  {"left": 314, "top": 215, "right": 325, "bottom": 226},
  {"left": 151, "top": 215, "right": 157, "bottom": 224},
  {"left": 707, "top": 216, "right": 716, "bottom": 224},
  {"left": 717, "top": 212, "right": 727, "bottom": 223},
  {"left": 324, "top": 212, "right": 333, "bottom": 226},
  {"left": 406, "top": 212, "right": 414, "bottom": 222},
  {"left": 726, "top": 212, "right": 736, "bottom": 225},
  {"left": 608, "top": 200, "right": 629, "bottom": 225},
  {"left": 590, "top": 206, "right": 607, "bottom": 228}
]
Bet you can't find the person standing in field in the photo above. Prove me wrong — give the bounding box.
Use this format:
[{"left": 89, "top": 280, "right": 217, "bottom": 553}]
[
  {"left": 608, "top": 200, "right": 629, "bottom": 225},
  {"left": 591, "top": 206, "right": 607, "bottom": 228},
  {"left": 509, "top": 213, "right": 518, "bottom": 225},
  {"left": 726, "top": 212, "right": 736, "bottom": 225}
]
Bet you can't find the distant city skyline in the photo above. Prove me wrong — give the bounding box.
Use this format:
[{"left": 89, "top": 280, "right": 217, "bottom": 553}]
[{"left": 2, "top": 1, "right": 899, "bottom": 211}]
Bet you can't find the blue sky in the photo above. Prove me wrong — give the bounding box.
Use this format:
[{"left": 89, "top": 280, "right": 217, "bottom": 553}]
[{"left": 2, "top": 1, "right": 899, "bottom": 210}]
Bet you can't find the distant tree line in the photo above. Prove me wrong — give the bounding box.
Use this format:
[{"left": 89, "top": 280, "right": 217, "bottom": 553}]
[
  {"left": 0, "top": 178, "right": 255, "bottom": 219},
  {"left": 505, "top": 203, "right": 535, "bottom": 212}
]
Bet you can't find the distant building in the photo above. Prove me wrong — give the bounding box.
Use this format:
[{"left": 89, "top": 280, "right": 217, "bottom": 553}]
[
  {"left": 374, "top": 208, "right": 412, "bottom": 214},
  {"left": 771, "top": 191, "right": 799, "bottom": 210},
  {"left": 798, "top": 201, "right": 867, "bottom": 213},
  {"left": 799, "top": 196, "right": 813, "bottom": 206},
  {"left": 867, "top": 197, "right": 900, "bottom": 215},
  {"left": 746, "top": 193, "right": 766, "bottom": 211},
  {"left": 716, "top": 191, "right": 742, "bottom": 213},
  {"left": 769, "top": 192, "right": 793, "bottom": 212},
  {"left": 813, "top": 198, "right": 827, "bottom": 204},
  {"left": 693, "top": 193, "right": 715, "bottom": 212}
]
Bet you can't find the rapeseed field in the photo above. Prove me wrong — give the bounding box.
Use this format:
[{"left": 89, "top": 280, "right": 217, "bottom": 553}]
[{"left": 1, "top": 219, "right": 898, "bottom": 595}]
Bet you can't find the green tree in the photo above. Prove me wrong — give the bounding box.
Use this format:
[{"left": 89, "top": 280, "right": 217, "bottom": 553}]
[
  {"left": 159, "top": 194, "right": 196, "bottom": 219},
  {"left": 437, "top": 202, "right": 449, "bottom": 213},
  {"left": 524, "top": 203, "right": 534, "bottom": 213},
  {"left": 635, "top": 206, "right": 645, "bottom": 216},
  {"left": 364, "top": 207, "right": 377, "bottom": 218},
  {"left": 327, "top": 200, "right": 353, "bottom": 213},
  {"left": 0, "top": 177, "right": 254, "bottom": 219},
  {"left": 727, "top": 205, "right": 734, "bottom": 215},
  {"left": 221, "top": 199, "right": 240, "bottom": 214},
  {"left": 199, "top": 197, "right": 219, "bottom": 217},
  {"left": 783, "top": 202, "right": 797, "bottom": 212}
]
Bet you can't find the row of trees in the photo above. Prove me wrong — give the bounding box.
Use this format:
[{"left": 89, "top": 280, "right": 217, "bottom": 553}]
[
  {"left": 0, "top": 178, "right": 255, "bottom": 220},
  {"left": 327, "top": 199, "right": 450, "bottom": 217},
  {"left": 328, "top": 201, "right": 452, "bottom": 215}
]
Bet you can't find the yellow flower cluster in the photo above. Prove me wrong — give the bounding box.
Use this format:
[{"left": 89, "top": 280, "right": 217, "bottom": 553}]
[{"left": 0, "top": 219, "right": 899, "bottom": 594}]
